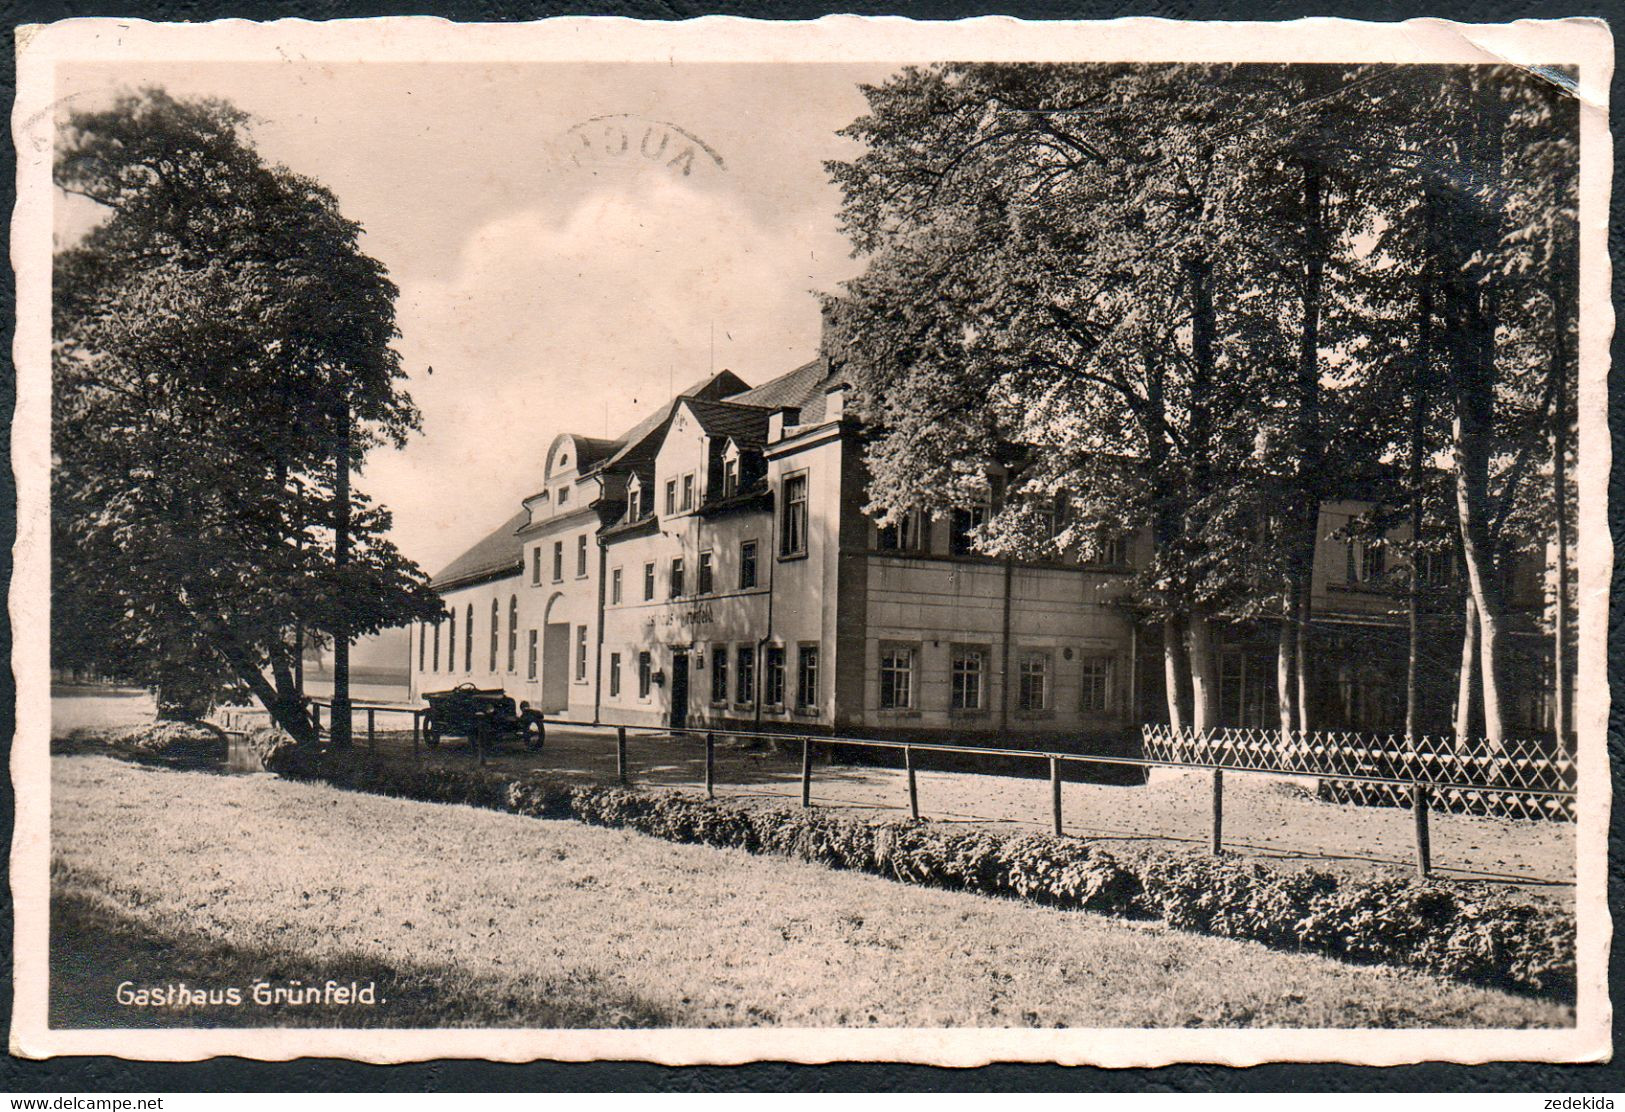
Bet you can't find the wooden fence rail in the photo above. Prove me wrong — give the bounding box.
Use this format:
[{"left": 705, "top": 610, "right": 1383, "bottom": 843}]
[{"left": 274, "top": 703, "right": 1579, "bottom": 880}]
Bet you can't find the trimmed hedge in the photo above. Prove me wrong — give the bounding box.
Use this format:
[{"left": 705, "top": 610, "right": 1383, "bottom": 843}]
[{"left": 270, "top": 747, "right": 1576, "bottom": 1001}]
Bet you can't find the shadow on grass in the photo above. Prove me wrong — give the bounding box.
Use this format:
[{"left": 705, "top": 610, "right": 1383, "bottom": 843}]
[{"left": 50, "top": 892, "right": 674, "bottom": 1029}]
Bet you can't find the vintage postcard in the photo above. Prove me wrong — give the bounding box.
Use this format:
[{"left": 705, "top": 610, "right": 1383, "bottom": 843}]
[{"left": 9, "top": 15, "right": 1614, "bottom": 1066}]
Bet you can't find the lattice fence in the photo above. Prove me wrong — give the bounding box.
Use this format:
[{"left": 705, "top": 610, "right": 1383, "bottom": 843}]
[{"left": 1141, "top": 725, "right": 1576, "bottom": 822}]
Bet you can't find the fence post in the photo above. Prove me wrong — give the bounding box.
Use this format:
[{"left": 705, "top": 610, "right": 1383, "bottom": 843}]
[
  {"left": 1050, "top": 756, "right": 1063, "bottom": 837},
  {"left": 412, "top": 710, "right": 420, "bottom": 757},
  {"left": 367, "top": 708, "right": 376, "bottom": 748},
  {"left": 1210, "top": 768, "right": 1224, "bottom": 855},
  {"left": 705, "top": 731, "right": 716, "bottom": 799},
  {"left": 1412, "top": 781, "right": 1432, "bottom": 878},
  {"left": 617, "top": 726, "right": 628, "bottom": 784},
  {"left": 800, "top": 737, "right": 812, "bottom": 808},
  {"left": 905, "top": 745, "right": 920, "bottom": 821}
]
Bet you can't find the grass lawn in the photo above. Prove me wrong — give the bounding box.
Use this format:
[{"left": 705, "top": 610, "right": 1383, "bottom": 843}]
[{"left": 51, "top": 754, "right": 1572, "bottom": 1029}]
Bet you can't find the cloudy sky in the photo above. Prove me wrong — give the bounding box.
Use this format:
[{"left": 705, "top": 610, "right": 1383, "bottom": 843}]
[{"left": 55, "top": 60, "right": 894, "bottom": 574}]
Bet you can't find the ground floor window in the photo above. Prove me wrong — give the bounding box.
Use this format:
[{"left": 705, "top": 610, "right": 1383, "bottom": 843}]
[
  {"left": 527, "top": 629, "right": 538, "bottom": 681},
  {"left": 951, "top": 646, "right": 987, "bottom": 711},
  {"left": 638, "top": 651, "right": 652, "bottom": 700},
  {"left": 575, "top": 625, "right": 588, "bottom": 681},
  {"left": 711, "top": 643, "right": 729, "bottom": 704},
  {"left": 764, "top": 645, "right": 786, "bottom": 707},
  {"left": 735, "top": 645, "right": 755, "bottom": 705},
  {"left": 879, "top": 644, "right": 915, "bottom": 710},
  {"left": 609, "top": 652, "right": 621, "bottom": 698},
  {"left": 432, "top": 619, "right": 441, "bottom": 672},
  {"left": 1079, "top": 655, "right": 1112, "bottom": 714},
  {"left": 1018, "top": 651, "right": 1051, "bottom": 713},
  {"left": 797, "top": 644, "right": 819, "bottom": 710}
]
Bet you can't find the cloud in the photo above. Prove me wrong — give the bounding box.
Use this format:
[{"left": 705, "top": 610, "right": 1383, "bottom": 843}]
[{"left": 365, "top": 170, "right": 859, "bottom": 574}]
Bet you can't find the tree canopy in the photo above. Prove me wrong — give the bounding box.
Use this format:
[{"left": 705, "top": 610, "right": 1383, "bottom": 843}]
[
  {"left": 53, "top": 88, "right": 441, "bottom": 734},
  {"left": 827, "top": 62, "right": 1578, "bottom": 744}
]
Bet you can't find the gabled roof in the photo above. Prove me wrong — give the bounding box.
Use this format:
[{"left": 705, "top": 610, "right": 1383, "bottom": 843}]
[
  {"left": 590, "top": 369, "right": 752, "bottom": 476},
  {"left": 432, "top": 510, "right": 527, "bottom": 590}
]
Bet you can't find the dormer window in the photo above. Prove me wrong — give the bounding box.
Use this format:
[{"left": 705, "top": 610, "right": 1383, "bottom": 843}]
[
  {"left": 559, "top": 453, "right": 569, "bottom": 468},
  {"left": 558, "top": 486, "right": 569, "bottom": 506},
  {"left": 723, "top": 458, "right": 738, "bottom": 498},
  {"left": 626, "top": 477, "right": 645, "bottom": 522}
]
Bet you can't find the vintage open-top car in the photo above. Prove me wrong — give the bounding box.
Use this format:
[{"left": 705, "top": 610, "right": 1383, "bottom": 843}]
[{"left": 420, "top": 684, "right": 545, "bottom": 752}]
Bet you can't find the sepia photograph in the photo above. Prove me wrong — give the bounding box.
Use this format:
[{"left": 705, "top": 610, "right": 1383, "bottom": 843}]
[{"left": 8, "top": 15, "right": 1614, "bottom": 1067}]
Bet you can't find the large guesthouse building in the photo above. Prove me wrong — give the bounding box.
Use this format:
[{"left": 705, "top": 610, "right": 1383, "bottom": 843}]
[{"left": 409, "top": 342, "right": 1556, "bottom": 749}]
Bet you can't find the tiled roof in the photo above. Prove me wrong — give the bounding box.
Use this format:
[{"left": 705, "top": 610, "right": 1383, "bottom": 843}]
[
  {"left": 432, "top": 510, "right": 527, "bottom": 589},
  {"left": 730, "top": 357, "right": 830, "bottom": 411},
  {"left": 681, "top": 397, "right": 773, "bottom": 447}
]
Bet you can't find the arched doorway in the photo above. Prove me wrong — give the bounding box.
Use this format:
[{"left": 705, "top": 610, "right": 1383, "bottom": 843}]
[{"left": 541, "top": 592, "right": 570, "bottom": 713}]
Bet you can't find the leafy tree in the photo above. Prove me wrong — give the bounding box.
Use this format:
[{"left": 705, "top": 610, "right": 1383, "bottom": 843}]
[{"left": 53, "top": 88, "right": 441, "bottom": 739}]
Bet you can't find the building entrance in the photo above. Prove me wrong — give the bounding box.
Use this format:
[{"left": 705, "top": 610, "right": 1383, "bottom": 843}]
[
  {"left": 542, "top": 623, "right": 569, "bottom": 712},
  {"left": 669, "top": 650, "right": 689, "bottom": 729}
]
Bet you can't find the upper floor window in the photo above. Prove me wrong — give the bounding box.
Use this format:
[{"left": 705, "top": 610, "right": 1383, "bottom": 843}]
[
  {"left": 697, "top": 551, "right": 714, "bottom": 594},
  {"left": 558, "top": 486, "right": 569, "bottom": 506},
  {"left": 740, "top": 540, "right": 759, "bottom": 589},
  {"left": 723, "top": 458, "right": 739, "bottom": 498},
  {"left": 576, "top": 534, "right": 588, "bottom": 577},
  {"left": 781, "top": 473, "right": 808, "bottom": 557},
  {"left": 611, "top": 567, "right": 623, "bottom": 605},
  {"left": 878, "top": 508, "right": 927, "bottom": 553},
  {"left": 669, "top": 557, "right": 685, "bottom": 598},
  {"left": 1418, "top": 548, "right": 1454, "bottom": 587},
  {"left": 665, "top": 479, "right": 678, "bottom": 517},
  {"left": 1347, "top": 539, "right": 1386, "bottom": 584},
  {"left": 532, "top": 546, "right": 543, "bottom": 585},
  {"left": 643, "top": 562, "right": 656, "bottom": 601},
  {"left": 552, "top": 541, "right": 564, "bottom": 582},
  {"left": 1084, "top": 535, "right": 1128, "bottom": 569},
  {"left": 950, "top": 505, "right": 987, "bottom": 557},
  {"left": 627, "top": 479, "right": 645, "bottom": 522},
  {"left": 681, "top": 473, "right": 695, "bottom": 512}
]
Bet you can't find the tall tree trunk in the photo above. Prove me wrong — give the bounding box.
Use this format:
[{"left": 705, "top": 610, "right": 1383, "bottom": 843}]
[
  {"left": 1290, "top": 147, "right": 1325, "bottom": 740},
  {"left": 1164, "top": 613, "right": 1192, "bottom": 734},
  {"left": 1188, "top": 610, "right": 1220, "bottom": 735},
  {"left": 1295, "top": 579, "right": 1312, "bottom": 733},
  {"left": 1278, "top": 594, "right": 1297, "bottom": 746},
  {"left": 330, "top": 400, "right": 353, "bottom": 747},
  {"left": 1183, "top": 254, "right": 1219, "bottom": 736},
  {"left": 1406, "top": 238, "right": 1434, "bottom": 742},
  {"left": 1454, "top": 593, "right": 1482, "bottom": 747}
]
